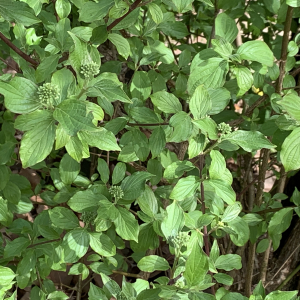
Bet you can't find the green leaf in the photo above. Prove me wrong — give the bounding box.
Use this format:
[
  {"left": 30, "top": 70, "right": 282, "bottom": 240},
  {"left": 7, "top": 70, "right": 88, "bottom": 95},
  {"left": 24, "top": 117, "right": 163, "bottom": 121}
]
[
  {"left": 228, "top": 217, "right": 249, "bottom": 246},
  {"left": 91, "top": 78, "right": 132, "bottom": 103},
  {"left": 120, "top": 172, "right": 154, "bottom": 201},
  {"left": 15, "top": 110, "right": 53, "bottom": 131},
  {"left": 188, "top": 58, "right": 228, "bottom": 96},
  {"left": 148, "top": 3, "right": 163, "bottom": 24},
  {"left": 286, "top": 0, "right": 300, "bottom": 7},
  {"left": 214, "top": 273, "right": 233, "bottom": 286},
  {"left": 172, "top": 0, "right": 193, "bottom": 12},
  {"left": 108, "top": 33, "right": 130, "bottom": 59},
  {"left": 35, "top": 54, "right": 60, "bottom": 84},
  {"left": 215, "top": 254, "right": 242, "bottom": 271},
  {"left": 224, "top": 130, "right": 275, "bottom": 152},
  {"left": 89, "top": 232, "right": 116, "bottom": 257},
  {"left": 20, "top": 117, "right": 55, "bottom": 168},
  {"left": 209, "top": 150, "right": 232, "bottom": 184},
  {"left": 59, "top": 153, "right": 80, "bottom": 185},
  {"left": 150, "top": 40, "right": 174, "bottom": 64},
  {"left": 0, "top": 0, "right": 40, "bottom": 26},
  {"left": 3, "top": 181, "right": 21, "bottom": 204},
  {"left": 78, "top": 128, "right": 121, "bottom": 151},
  {"left": 4, "top": 237, "right": 30, "bottom": 258},
  {"left": 0, "top": 197, "right": 13, "bottom": 226},
  {"left": 0, "top": 77, "right": 40, "bottom": 113},
  {"left": 69, "top": 263, "right": 89, "bottom": 280},
  {"left": 268, "top": 207, "right": 293, "bottom": 250},
  {"left": 184, "top": 240, "right": 209, "bottom": 287},
  {"left": 0, "top": 266, "right": 16, "bottom": 286},
  {"left": 264, "top": 291, "right": 298, "bottom": 300},
  {"left": 208, "top": 87, "right": 231, "bottom": 115},
  {"left": 188, "top": 134, "right": 207, "bottom": 158},
  {"left": 97, "top": 158, "right": 110, "bottom": 184},
  {"left": 161, "top": 201, "right": 185, "bottom": 239},
  {"left": 68, "top": 190, "right": 102, "bottom": 212},
  {"left": 137, "top": 255, "right": 169, "bottom": 272},
  {"left": 190, "top": 85, "right": 212, "bottom": 119},
  {"left": 170, "top": 176, "right": 199, "bottom": 201},
  {"left": 78, "top": 0, "right": 114, "bottom": 22},
  {"left": 49, "top": 207, "right": 79, "bottom": 230},
  {"left": 114, "top": 206, "right": 139, "bottom": 242},
  {"left": 55, "top": 0, "right": 71, "bottom": 18},
  {"left": 278, "top": 93, "right": 300, "bottom": 122},
  {"left": 0, "top": 166, "right": 10, "bottom": 191},
  {"left": 62, "top": 228, "right": 90, "bottom": 263},
  {"left": 208, "top": 179, "right": 236, "bottom": 205},
  {"left": 233, "top": 66, "right": 253, "bottom": 95},
  {"left": 89, "top": 283, "right": 108, "bottom": 300},
  {"left": 215, "top": 13, "right": 238, "bottom": 43},
  {"left": 237, "top": 41, "right": 274, "bottom": 67},
  {"left": 112, "top": 162, "right": 126, "bottom": 185},
  {"left": 149, "top": 126, "right": 166, "bottom": 158},
  {"left": 130, "top": 107, "right": 161, "bottom": 123},
  {"left": 53, "top": 100, "right": 95, "bottom": 136},
  {"left": 150, "top": 90, "right": 182, "bottom": 113},
  {"left": 256, "top": 239, "right": 270, "bottom": 253},
  {"left": 137, "top": 186, "right": 158, "bottom": 218},
  {"left": 159, "top": 21, "right": 189, "bottom": 39},
  {"left": 222, "top": 203, "right": 242, "bottom": 223},
  {"left": 164, "top": 161, "right": 195, "bottom": 180},
  {"left": 280, "top": 127, "right": 300, "bottom": 172},
  {"left": 193, "top": 117, "right": 218, "bottom": 140},
  {"left": 130, "top": 71, "right": 152, "bottom": 101}
]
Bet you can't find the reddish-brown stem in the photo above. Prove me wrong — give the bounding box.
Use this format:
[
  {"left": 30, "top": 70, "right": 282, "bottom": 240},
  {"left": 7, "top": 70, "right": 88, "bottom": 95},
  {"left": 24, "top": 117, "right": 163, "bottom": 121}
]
[
  {"left": 0, "top": 32, "right": 38, "bottom": 67},
  {"left": 107, "top": 0, "right": 143, "bottom": 31}
]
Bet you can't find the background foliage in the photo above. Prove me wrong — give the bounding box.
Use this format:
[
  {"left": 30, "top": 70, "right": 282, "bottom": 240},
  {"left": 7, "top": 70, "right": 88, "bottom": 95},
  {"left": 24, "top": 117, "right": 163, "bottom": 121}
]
[{"left": 1, "top": 0, "right": 300, "bottom": 299}]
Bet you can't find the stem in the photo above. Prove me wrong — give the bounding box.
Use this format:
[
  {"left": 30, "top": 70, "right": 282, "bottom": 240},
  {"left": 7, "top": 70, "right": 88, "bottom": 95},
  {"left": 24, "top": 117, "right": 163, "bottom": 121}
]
[
  {"left": 260, "top": 239, "right": 272, "bottom": 284},
  {"left": 107, "top": 0, "right": 143, "bottom": 31},
  {"left": 245, "top": 242, "right": 256, "bottom": 297},
  {"left": 275, "top": 5, "right": 294, "bottom": 94},
  {"left": 127, "top": 122, "right": 168, "bottom": 127},
  {"left": 52, "top": 0, "right": 60, "bottom": 22},
  {"left": 199, "top": 154, "right": 215, "bottom": 296},
  {"left": 165, "top": 34, "right": 178, "bottom": 64},
  {"left": 0, "top": 32, "right": 38, "bottom": 67},
  {"left": 28, "top": 238, "right": 61, "bottom": 248},
  {"left": 276, "top": 263, "right": 300, "bottom": 290},
  {"left": 76, "top": 274, "right": 82, "bottom": 300}
]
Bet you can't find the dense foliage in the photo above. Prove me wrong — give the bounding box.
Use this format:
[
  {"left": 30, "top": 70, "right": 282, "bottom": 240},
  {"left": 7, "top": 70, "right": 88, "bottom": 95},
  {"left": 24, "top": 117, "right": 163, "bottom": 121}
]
[{"left": 1, "top": 0, "right": 300, "bottom": 299}]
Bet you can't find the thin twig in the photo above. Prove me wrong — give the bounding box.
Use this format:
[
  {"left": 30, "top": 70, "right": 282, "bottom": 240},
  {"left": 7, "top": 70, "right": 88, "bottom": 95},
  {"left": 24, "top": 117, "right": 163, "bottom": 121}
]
[
  {"left": 276, "top": 263, "right": 300, "bottom": 290},
  {"left": 0, "top": 32, "right": 38, "bottom": 67},
  {"left": 28, "top": 238, "right": 61, "bottom": 248},
  {"left": 107, "top": 0, "right": 143, "bottom": 31},
  {"left": 164, "top": 34, "right": 178, "bottom": 64},
  {"left": 52, "top": 0, "right": 60, "bottom": 22},
  {"left": 208, "top": 0, "right": 220, "bottom": 47},
  {"left": 76, "top": 274, "right": 82, "bottom": 300},
  {"left": 127, "top": 122, "right": 169, "bottom": 127},
  {"left": 112, "top": 270, "right": 143, "bottom": 278}
]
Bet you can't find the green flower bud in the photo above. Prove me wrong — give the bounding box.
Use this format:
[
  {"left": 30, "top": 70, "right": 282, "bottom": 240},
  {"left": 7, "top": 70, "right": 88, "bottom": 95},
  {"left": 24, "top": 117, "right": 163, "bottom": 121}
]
[
  {"left": 80, "top": 62, "right": 99, "bottom": 79},
  {"left": 81, "top": 211, "right": 97, "bottom": 226},
  {"left": 217, "top": 122, "right": 232, "bottom": 136},
  {"left": 37, "top": 83, "right": 60, "bottom": 106},
  {"left": 109, "top": 185, "right": 124, "bottom": 201}
]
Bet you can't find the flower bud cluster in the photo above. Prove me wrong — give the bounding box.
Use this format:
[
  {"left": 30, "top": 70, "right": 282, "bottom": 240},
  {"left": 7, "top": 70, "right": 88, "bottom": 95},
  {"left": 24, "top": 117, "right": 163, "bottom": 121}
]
[
  {"left": 81, "top": 211, "right": 97, "bottom": 226},
  {"left": 217, "top": 122, "right": 232, "bottom": 136},
  {"left": 109, "top": 185, "right": 124, "bottom": 201},
  {"left": 37, "top": 83, "right": 60, "bottom": 106},
  {"left": 80, "top": 62, "right": 99, "bottom": 79}
]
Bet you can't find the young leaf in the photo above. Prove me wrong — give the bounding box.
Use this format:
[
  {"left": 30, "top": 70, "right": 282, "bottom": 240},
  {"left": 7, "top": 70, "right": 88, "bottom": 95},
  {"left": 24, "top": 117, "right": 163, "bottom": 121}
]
[
  {"left": 69, "top": 263, "right": 89, "bottom": 280},
  {"left": 137, "top": 255, "right": 169, "bottom": 272},
  {"left": 233, "top": 65, "right": 253, "bottom": 95},
  {"left": 278, "top": 93, "right": 300, "bottom": 122},
  {"left": 221, "top": 203, "right": 242, "bottom": 223},
  {"left": 130, "top": 71, "right": 152, "bottom": 101},
  {"left": 214, "top": 273, "right": 233, "bottom": 286},
  {"left": 0, "top": 266, "right": 16, "bottom": 286},
  {"left": 137, "top": 186, "right": 158, "bottom": 218},
  {"left": 148, "top": 3, "right": 163, "bottom": 24},
  {"left": 264, "top": 291, "right": 298, "bottom": 300},
  {"left": 78, "top": 0, "right": 114, "bottom": 22},
  {"left": 55, "top": 0, "right": 71, "bottom": 19},
  {"left": 208, "top": 179, "right": 236, "bottom": 205},
  {"left": 149, "top": 126, "right": 166, "bottom": 158},
  {"left": 4, "top": 237, "right": 30, "bottom": 258}
]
